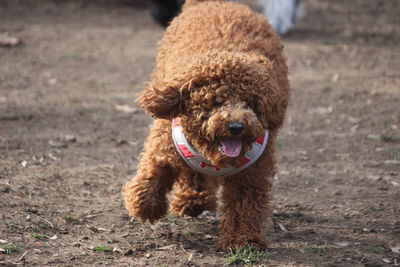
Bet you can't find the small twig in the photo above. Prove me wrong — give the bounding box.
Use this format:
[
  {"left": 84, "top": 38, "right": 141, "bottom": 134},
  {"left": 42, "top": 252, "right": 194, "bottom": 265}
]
[
  {"left": 180, "top": 243, "right": 189, "bottom": 253},
  {"left": 277, "top": 222, "right": 288, "bottom": 232},
  {"left": 293, "top": 224, "right": 400, "bottom": 230},
  {"left": 339, "top": 194, "right": 400, "bottom": 200},
  {"left": 2, "top": 261, "right": 24, "bottom": 266},
  {"left": 44, "top": 218, "right": 55, "bottom": 228},
  {"left": 17, "top": 251, "right": 27, "bottom": 262}
]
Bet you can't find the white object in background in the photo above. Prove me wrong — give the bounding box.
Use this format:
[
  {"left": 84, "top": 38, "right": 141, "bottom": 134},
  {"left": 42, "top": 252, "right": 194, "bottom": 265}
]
[{"left": 259, "top": 0, "right": 305, "bottom": 35}]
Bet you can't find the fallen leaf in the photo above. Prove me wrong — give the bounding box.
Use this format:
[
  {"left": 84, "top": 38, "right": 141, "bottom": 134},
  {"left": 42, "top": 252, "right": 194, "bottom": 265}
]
[
  {"left": 277, "top": 222, "right": 288, "bottom": 232},
  {"left": 382, "top": 258, "right": 391, "bottom": 264},
  {"left": 113, "top": 247, "right": 122, "bottom": 253},
  {"left": 48, "top": 153, "right": 60, "bottom": 161},
  {"left": 335, "top": 242, "right": 350, "bottom": 247},
  {"left": 120, "top": 232, "right": 130, "bottom": 238},
  {"left": 0, "top": 33, "right": 21, "bottom": 47},
  {"left": 156, "top": 244, "right": 176, "bottom": 250},
  {"left": 115, "top": 105, "right": 137, "bottom": 114},
  {"left": 332, "top": 73, "right": 340, "bottom": 83},
  {"left": 64, "top": 134, "right": 76, "bottom": 142},
  {"left": 47, "top": 77, "right": 58, "bottom": 86},
  {"left": 49, "top": 140, "right": 67, "bottom": 148},
  {"left": 307, "top": 106, "right": 333, "bottom": 115},
  {"left": 390, "top": 244, "right": 400, "bottom": 254}
]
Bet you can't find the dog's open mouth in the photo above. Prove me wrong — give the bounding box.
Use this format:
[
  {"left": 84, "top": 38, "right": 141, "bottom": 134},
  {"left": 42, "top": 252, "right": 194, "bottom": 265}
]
[{"left": 219, "top": 139, "right": 242, "bottom": 157}]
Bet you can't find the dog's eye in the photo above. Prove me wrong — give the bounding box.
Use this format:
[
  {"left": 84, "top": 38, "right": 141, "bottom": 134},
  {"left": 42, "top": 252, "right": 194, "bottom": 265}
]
[{"left": 246, "top": 100, "right": 255, "bottom": 111}]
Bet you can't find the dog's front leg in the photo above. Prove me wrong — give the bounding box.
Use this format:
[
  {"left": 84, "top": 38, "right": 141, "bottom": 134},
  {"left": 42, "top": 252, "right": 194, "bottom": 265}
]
[
  {"left": 123, "top": 126, "right": 177, "bottom": 223},
  {"left": 218, "top": 171, "right": 273, "bottom": 251},
  {"left": 123, "top": 158, "right": 175, "bottom": 223}
]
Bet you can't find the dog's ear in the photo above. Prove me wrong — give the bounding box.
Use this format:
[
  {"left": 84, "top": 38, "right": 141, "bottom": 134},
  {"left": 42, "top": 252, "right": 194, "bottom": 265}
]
[
  {"left": 256, "top": 80, "right": 289, "bottom": 131},
  {"left": 252, "top": 61, "right": 290, "bottom": 131},
  {"left": 139, "top": 78, "right": 189, "bottom": 119}
]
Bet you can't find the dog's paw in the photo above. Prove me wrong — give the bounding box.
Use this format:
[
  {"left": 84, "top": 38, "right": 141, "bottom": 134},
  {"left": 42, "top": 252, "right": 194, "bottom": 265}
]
[
  {"left": 171, "top": 201, "right": 215, "bottom": 217},
  {"left": 123, "top": 184, "right": 168, "bottom": 223},
  {"left": 128, "top": 197, "right": 168, "bottom": 224},
  {"left": 219, "top": 234, "right": 269, "bottom": 252},
  {"left": 170, "top": 191, "right": 217, "bottom": 217}
]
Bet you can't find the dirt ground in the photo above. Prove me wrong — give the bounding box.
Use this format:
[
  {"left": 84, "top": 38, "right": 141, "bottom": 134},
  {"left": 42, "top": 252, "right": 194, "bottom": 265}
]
[{"left": 0, "top": 0, "right": 399, "bottom": 266}]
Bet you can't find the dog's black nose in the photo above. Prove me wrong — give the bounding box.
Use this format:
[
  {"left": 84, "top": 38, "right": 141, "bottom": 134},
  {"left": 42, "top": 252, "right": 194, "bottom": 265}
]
[{"left": 228, "top": 122, "right": 244, "bottom": 135}]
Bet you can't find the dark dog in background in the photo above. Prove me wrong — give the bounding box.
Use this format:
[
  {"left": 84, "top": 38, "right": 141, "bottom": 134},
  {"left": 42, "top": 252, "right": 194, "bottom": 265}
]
[{"left": 149, "top": 0, "right": 184, "bottom": 26}]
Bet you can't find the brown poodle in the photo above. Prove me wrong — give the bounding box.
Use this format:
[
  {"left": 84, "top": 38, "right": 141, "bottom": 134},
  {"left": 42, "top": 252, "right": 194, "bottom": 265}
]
[{"left": 123, "top": 0, "right": 290, "bottom": 251}]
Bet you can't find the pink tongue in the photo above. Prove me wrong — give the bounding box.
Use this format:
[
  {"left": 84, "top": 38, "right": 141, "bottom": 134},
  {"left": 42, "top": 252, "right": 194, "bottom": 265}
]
[{"left": 221, "top": 139, "right": 242, "bottom": 157}]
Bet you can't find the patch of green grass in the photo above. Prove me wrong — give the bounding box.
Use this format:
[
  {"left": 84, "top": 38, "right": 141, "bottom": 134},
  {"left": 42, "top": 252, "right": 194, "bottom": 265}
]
[
  {"left": 92, "top": 245, "right": 111, "bottom": 252},
  {"left": 61, "top": 52, "right": 84, "bottom": 60},
  {"left": 389, "top": 149, "right": 400, "bottom": 160},
  {"left": 32, "top": 173, "right": 45, "bottom": 178},
  {"left": 165, "top": 214, "right": 180, "bottom": 225},
  {"left": 62, "top": 213, "right": 75, "bottom": 222},
  {"left": 107, "top": 95, "right": 122, "bottom": 101},
  {"left": 365, "top": 245, "right": 389, "bottom": 254},
  {"left": 308, "top": 245, "right": 328, "bottom": 254},
  {"left": 380, "top": 134, "right": 394, "bottom": 143},
  {"left": 32, "top": 233, "right": 46, "bottom": 240},
  {"left": 339, "top": 92, "right": 349, "bottom": 100},
  {"left": 1, "top": 243, "right": 19, "bottom": 254},
  {"left": 3, "top": 221, "right": 14, "bottom": 227},
  {"left": 383, "top": 121, "right": 390, "bottom": 128},
  {"left": 321, "top": 39, "right": 335, "bottom": 45},
  {"left": 0, "top": 167, "right": 11, "bottom": 178},
  {"left": 276, "top": 138, "right": 284, "bottom": 148},
  {"left": 186, "top": 230, "right": 201, "bottom": 236},
  {"left": 347, "top": 249, "right": 361, "bottom": 255},
  {"left": 350, "top": 211, "right": 360, "bottom": 217},
  {"left": 226, "top": 246, "right": 271, "bottom": 267},
  {"left": 320, "top": 86, "right": 332, "bottom": 93},
  {"left": 33, "top": 222, "right": 49, "bottom": 232}
]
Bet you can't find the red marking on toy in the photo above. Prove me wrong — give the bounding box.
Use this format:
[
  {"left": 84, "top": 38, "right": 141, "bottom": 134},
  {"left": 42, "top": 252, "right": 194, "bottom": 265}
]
[
  {"left": 177, "top": 144, "right": 194, "bottom": 157},
  {"left": 200, "top": 162, "right": 220, "bottom": 171},
  {"left": 256, "top": 134, "right": 265, "bottom": 145},
  {"left": 236, "top": 157, "right": 250, "bottom": 168},
  {"left": 173, "top": 118, "right": 181, "bottom": 126}
]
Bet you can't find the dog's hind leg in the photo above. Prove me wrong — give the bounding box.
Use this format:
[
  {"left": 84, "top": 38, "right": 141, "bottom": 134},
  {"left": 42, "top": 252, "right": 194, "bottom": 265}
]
[{"left": 170, "top": 171, "right": 219, "bottom": 217}]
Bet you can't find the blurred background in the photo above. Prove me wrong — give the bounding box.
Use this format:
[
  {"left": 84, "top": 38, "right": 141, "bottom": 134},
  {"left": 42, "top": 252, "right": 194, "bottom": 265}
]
[{"left": 1, "top": 0, "right": 399, "bottom": 266}]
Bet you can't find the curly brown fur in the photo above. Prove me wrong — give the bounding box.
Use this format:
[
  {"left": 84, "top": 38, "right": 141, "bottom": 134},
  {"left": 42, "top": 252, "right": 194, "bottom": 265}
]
[{"left": 123, "top": 0, "right": 290, "bottom": 251}]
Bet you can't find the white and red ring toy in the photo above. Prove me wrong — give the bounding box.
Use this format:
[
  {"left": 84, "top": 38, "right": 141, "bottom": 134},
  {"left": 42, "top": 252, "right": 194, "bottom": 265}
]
[{"left": 172, "top": 118, "right": 269, "bottom": 176}]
